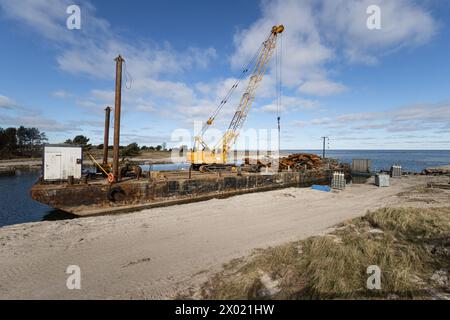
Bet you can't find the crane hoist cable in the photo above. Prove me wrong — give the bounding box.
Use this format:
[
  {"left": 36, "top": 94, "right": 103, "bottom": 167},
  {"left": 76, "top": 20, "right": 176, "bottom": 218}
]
[
  {"left": 199, "top": 41, "right": 265, "bottom": 138},
  {"left": 276, "top": 32, "right": 283, "bottom": 154}
]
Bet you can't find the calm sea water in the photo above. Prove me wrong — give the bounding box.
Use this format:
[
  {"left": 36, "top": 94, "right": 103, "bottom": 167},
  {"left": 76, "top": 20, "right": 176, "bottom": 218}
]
[
  {"left": 0, "top": 170, "right": 54, "bottom": 228},
  {"left": 0, "top": 150, "right": 449, "bottom": 228}
]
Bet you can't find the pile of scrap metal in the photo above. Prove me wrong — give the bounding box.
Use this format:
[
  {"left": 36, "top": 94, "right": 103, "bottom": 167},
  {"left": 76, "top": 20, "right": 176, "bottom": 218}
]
[
  {"left": 279, "top": 153, "right": 323, "bottom": 171},
  {"left": 278, "top": 153, "right": 347, "bottom": 172},
  {"left": 242, "top": 153, "right": 349, "bottom": 173},
  {"left": 242, "top": 155, "right": 274, "bottom": 172},
  {"left": 421, "top": 167, "right": 450, "bottom": 175},
  {"left": 119, "top": 162, "right": 143, "bottom": 180}
]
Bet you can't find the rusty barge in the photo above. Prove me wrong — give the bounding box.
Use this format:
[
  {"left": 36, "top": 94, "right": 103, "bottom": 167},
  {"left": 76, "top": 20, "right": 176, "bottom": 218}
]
[{"left": 30, "top": 163, "right": 350, "bottom": 217}]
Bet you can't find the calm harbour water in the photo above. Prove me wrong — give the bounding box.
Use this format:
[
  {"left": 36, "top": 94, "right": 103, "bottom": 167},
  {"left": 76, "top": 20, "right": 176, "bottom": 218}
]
[
  {"left": 0, "top": 170, "right": 53, "bottom": 228},
  {"left": 0, "top": 150, "right": 448, "bottom": 228}
]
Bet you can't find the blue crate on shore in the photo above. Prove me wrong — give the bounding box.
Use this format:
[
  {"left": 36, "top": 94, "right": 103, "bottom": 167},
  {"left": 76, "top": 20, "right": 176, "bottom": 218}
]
[{"left": 311, "top": 185, "right": 331, "bottom": 192}]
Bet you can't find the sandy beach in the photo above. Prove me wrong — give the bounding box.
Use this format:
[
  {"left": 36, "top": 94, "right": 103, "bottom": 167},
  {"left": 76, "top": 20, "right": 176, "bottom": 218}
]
[{"left": 0, "top": 175, "right": 449, "bottom": 299}]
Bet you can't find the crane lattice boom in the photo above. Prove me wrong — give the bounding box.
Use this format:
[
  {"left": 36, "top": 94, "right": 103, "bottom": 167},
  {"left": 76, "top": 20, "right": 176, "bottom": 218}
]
[{"left": 188, "top": 25, "right": 284, "bottom": 168}]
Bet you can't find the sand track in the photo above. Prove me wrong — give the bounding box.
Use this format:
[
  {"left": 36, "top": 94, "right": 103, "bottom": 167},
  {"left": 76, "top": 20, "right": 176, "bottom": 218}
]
[{"left": 0, "top": 175, "right": 448, "bottom": 299}]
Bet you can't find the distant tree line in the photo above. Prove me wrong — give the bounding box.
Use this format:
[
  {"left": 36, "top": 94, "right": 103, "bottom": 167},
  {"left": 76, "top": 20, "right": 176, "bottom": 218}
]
[
  {"left": 0, "top": 128, "right": 177, "bottom": 160},
  {"left": 64, "top": 135, "right": 173, "bottom": 160},
  {"left": 0, "top": 126, "right": 48, "bottom": 159},
  {"left": 140, "top": 144, "right": 167, "bottom": 151},
  {"left": 64, "top": 135, "right": 92, "bottom": 149}
]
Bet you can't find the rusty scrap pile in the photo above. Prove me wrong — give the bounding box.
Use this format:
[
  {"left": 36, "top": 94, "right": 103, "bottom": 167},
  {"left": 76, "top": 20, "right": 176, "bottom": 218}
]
[
  {"left": 279, "top": 153, "right": 324, "bottom": 171},
  {"left": 422, "top": 167, "right": 450, "bottom": 175}
]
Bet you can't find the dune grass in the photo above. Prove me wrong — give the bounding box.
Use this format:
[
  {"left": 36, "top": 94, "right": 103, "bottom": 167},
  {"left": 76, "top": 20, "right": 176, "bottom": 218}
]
[{"left": 196, "top": 207, "right": 450, "bottom": 300}]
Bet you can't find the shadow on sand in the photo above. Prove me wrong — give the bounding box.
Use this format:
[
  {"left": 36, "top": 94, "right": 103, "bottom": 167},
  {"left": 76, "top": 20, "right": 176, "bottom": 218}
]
[{"left": 42, "top": 209, "right": 78, "bottom": 221}]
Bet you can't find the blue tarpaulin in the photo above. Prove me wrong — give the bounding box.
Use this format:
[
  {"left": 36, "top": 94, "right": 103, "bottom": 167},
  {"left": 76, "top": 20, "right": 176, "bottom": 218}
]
[{"left": 311, "top": 185, "right": 331, "bottom": 192}]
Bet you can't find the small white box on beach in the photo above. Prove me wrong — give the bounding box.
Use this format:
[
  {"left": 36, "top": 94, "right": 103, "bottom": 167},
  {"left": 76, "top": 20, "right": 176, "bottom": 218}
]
[
  {"left": 43, "top": 145, "right": 82, "bottom": 180},
  {"left": 391, "top": 165, "right": 402, "bottom": 178},
  {"left": 331, "top": 172, "right": 346, "bottom": 190},
  {"left": 375, "top": 173, "right": 390, "bottom": 187}
]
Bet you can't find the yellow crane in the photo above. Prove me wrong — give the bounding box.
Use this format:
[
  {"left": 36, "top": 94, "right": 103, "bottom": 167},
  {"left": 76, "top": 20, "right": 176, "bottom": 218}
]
[{"left": 187, "top": 25, "right": 284, "bottom": 172}]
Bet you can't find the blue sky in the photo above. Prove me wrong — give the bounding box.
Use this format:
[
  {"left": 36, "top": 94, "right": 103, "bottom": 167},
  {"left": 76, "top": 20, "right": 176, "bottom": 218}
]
[{"left": 0, "top": 0, "right": 449, "bottom": 150}]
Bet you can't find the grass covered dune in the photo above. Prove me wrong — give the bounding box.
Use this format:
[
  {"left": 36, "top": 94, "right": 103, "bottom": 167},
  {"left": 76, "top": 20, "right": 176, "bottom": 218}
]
[{"left": 193, "top": 207, "right": 450, "bottom": 300}]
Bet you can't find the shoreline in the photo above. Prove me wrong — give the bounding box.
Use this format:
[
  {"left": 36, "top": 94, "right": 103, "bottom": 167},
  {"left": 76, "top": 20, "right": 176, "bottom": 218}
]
[
  {"left": 0, "top": 159, "right": 42, "bottom": 171},
  {"left": 0, "top": 149, "right": 450, "bottom": 174},
  {"left": 0, "top": 157, "right": 179, "bottom": 171}
]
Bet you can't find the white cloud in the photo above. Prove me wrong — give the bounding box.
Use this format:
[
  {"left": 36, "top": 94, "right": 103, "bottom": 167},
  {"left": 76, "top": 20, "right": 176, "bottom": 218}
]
[
  {"left": 0, "top": 94, "right": 79, "bottom": 134},
  {"left": 0, "top": 0, "right": 74, "bottom": 42},
  {"left": 320, "top": 0, "right": 437, "bottom": 63},
  {"left": 294, "top": 102, "right": 450, "bottom": 134},
  {"left": 75, "top": 99, "right": 100, "bottom": 109},
  {"left": 56, "top": 41, "right": 217, "bottom": 80},
  {"left": 135, "top": 101, "right": 156, "bottom": 113},
  {"left": 260, "top": 95, "right": 319, "bottom": 112},
  {"left": 231, "top": 0, "right": 333, "bottom": 90},
  {"left": 0, "top": 0, "right": 218, "bottom": 109},
  {"left": 0, "top": 95, "right": 19, "bottom": 109},
  {"left": 299, "top": 80, "right": 347, "bottom": 96},
  {"left": 294, "top": 117, "right": 332, "bottom": 127},
  {"left": 90, "top": 89, "right": 114, "bottom": 102},
  {"left": 120, "top": 132, "right": 172, "bottom": 146},
  {"left": 51, "top": 90, "right": 73, "bottom": 99},
  {"left": 1, "top": 114, "right": 101, "bottom": 133},
  {"left": 230, "top": 0, "right": 437, "bottom": 96}
]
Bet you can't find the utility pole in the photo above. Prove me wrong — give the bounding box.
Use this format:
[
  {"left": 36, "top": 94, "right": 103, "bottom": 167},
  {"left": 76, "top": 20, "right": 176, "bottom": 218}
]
[
  {"left": 277, "top": 116, "right": 281, "bottom": 156},
  {"left": 102, "top": 106, "right": 111, "bottom": 165},
  {"left": 112, "top": 55, "right": 124, "bottom": 182},
  {"left": 321, "top": 136, "right": 329, "bottom": 159}
]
